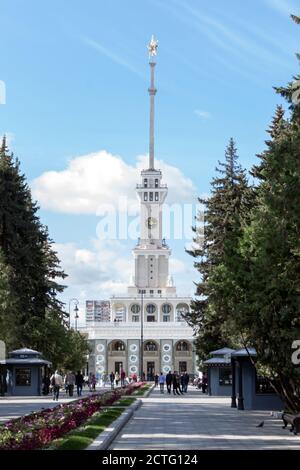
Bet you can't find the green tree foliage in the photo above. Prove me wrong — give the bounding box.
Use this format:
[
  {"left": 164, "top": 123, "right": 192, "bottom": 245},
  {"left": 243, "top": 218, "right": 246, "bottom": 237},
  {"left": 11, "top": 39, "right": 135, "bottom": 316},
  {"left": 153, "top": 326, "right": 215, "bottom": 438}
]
[
  {"left": 186, "top": 138, "right": 253, "bottom": 362},
  {"left": 0, "top": 138, "right": 89, "bottom": 370}
]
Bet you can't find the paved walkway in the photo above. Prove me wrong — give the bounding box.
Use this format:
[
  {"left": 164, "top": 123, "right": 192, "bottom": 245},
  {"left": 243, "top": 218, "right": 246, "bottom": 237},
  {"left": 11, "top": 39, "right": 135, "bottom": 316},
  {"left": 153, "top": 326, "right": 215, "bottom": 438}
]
[{"left": 110, "top": 387, "right": 300, "bottom": 450}]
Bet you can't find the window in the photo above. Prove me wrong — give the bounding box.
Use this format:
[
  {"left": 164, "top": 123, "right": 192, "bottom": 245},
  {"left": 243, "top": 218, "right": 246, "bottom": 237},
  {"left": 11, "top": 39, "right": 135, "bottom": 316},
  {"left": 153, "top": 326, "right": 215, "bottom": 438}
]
[
  {"left": 112, "top": 341, "right": 125, "bottom": 351},
  {"left": 176, "top": 303, "right": 189, "bottom": 321},
  {"left": 150, "top": 290, "right": 154, "bottom": 294},
  {"left": 132, "top": 315, "right": 139, "bottom": 322},
  {"left": 147, "top": 315, "right": 155, "bottom": 322},
  {"left": 256, "top": 375, "right": 276, "bottom": 394},
  {"left": 15, "top": 368, "right": 31, "bottom": 386},
  {"left": 144, "top": 341, "right": 158, "bottom": 351},
  {"left": 219, "top": 368, "right": 232, "bottom": 386},
  {"left": 162, "top": 304, "right": 172, "bottom": 314},
  {"left": 149, "top": 192, "right": 153, "bottom": 201},
  {"left": 176, "top": 341, "right": 189, "bottom": 352},
  {"left": 179, "top": 362, "right": 187, "bottom": 373},
  {"left": 155, "top": 192, "right": 159, "bottom": 201},
  {"left": 163, "top": 315, "right": 170, "bottom": 322},
  {"left": 146, "top": 304, "right": 156, "bottom": 313},
  {"left": 144, "top": 192, "right": 148, "bottom": 201},
  {"left": 131, "top": 304, "right": 140, "bottom": 314},
  {"left": 158, "top": 290, "right": 162, "bottom": 294},
  {"left": 155, "top": 179, "right": 159, "bottom": 188},
  {"left": 144, "top": 178, "right": 148, "bottom": 188}
]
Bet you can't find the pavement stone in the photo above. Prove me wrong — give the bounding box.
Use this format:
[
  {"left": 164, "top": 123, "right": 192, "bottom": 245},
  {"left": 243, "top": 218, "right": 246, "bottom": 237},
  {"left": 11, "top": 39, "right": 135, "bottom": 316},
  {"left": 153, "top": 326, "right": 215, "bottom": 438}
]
[{"left": 109, "top": 387, "right": 300, "bottom": 450}]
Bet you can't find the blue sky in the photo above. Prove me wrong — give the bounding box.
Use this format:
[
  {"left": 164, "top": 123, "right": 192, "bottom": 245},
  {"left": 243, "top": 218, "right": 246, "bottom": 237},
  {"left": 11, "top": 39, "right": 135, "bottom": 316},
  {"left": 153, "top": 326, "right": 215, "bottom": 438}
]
[{"left": 0, "top": 0, "right": 300, "bottom": 323}]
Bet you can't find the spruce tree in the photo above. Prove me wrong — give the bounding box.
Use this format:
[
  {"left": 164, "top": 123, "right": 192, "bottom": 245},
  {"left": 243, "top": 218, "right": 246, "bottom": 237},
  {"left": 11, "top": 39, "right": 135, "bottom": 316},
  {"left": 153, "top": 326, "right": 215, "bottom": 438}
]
[{"left": 186, "top": 139, "right": 252, "bottom": 361}]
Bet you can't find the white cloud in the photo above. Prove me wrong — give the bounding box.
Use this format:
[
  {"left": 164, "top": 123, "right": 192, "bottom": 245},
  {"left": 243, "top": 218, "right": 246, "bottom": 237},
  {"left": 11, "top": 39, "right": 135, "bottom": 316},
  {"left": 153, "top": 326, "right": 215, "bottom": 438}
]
[
  {"left": 194, "top": 110, "right": 212, "bottom": 120},
  {"left": 31, "top": 151, "right": 196, "bottom": 214}
]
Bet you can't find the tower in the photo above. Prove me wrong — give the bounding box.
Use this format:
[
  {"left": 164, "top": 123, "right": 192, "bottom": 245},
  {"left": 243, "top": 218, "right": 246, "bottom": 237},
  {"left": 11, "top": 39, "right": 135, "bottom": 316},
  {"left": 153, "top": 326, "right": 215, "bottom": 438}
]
[{"left": 128, "top": 36, "right": 176, "bottom": 297}]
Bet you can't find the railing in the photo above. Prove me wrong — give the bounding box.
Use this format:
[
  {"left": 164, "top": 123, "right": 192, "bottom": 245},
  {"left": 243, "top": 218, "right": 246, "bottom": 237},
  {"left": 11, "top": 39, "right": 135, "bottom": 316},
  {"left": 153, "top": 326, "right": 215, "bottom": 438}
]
[{"left": 136, "top": 183, "right": 167, "bottom": 189}]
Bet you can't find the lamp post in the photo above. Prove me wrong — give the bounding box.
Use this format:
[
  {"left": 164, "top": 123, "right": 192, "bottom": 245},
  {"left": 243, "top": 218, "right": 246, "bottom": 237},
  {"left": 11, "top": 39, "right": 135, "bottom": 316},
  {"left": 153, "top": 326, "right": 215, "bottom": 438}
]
[
  {"left": 74, "top": 304, "right": 79, "bottom": 331},
  {"left": 68, "top": 298, "right": 79, "bottom": 328},
  {"left": 139, "top": 289, "right": 145, "bottom": 380}
]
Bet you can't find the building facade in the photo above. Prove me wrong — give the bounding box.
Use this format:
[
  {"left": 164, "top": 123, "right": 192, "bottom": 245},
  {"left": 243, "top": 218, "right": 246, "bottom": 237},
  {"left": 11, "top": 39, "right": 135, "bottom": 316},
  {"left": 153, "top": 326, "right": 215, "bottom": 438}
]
[
  {"left": 86, "top": 301, "right": 111, "bottom": 323},
  {"left": 82, "top": 37, "right": 197, "bottom": 380}
]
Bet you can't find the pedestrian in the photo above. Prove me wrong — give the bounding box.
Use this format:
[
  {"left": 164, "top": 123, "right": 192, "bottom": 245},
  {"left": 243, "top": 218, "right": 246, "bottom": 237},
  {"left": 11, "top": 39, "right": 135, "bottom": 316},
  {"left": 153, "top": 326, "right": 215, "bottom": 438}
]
[
  {"left": 159, "top": 372, "right": 165, "bottom": 393},
  {"left": 154, "top": 373, "right": 159, "bottom": 387},
  {"left": 88, "top": 372, "right": 94, "bottom": 392},
  {"left": 121, "top": 369, "right": 126, "bottom": 387},
  {"left": 202, "top": 373, "right": 208, "bottom": 394},
  {"left": 183, "top": 372, "right": 190, "bottom": 393},
  {"left": 50, "top": 370, "right": 63, "bottom": 401},
  {"left": 172, "top": 371, "right": 182, "bottom": 395},
  {"left": 65, "top": 371, "right": 76, "bottom": 397},
  {"left": 166, "top": 371, "right": 172, "bottom": 394},
  {"left": 91, "top": 373, "right": 96, "bottom": 391},
  {"left": 180, "top": 373, "right": 185, "bottom": 392},
  {"left": 110, "top": 371, "right": 115, "bottom": 389},
  {"left": 75, "top": 370, "right": 84, "bottom": 396},
  {"left": 115, "top": 371, "right": 120, "bottom": 386}
]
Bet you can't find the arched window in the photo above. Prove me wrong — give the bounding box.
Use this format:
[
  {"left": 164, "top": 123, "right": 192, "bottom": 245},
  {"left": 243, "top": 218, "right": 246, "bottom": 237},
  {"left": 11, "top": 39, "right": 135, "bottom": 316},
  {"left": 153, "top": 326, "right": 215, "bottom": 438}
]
[
  {"left": 176, "top": 303, "right": 189, "bottom": 322},
  {"left": 176, "top": 341, "right": 189, "bottom": 352},
  {"left": 144, "top": 341, "right": 158, "bottom": 352},
  {"left": 131, "top": 304, "right": 140, "bottom": 314},
  {"left": 112, "top": 341, "right": 125, "bottom": 351},
  {"left": 162, "top": 304, "right": 172, "bottom": 314},
  {"left": 146, "top": 304, "right": 156, "bottom": 314}
]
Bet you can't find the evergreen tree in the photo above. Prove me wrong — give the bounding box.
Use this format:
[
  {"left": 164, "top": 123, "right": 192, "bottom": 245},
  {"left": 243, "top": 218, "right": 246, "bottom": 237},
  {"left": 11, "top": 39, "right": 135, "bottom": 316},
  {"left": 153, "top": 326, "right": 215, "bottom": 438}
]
[
  {"left": 186, "top": 139, "right": 252, "bottom": 361},
  {"left": 0, "top": 137, "right": 67, "bottom": 345}
]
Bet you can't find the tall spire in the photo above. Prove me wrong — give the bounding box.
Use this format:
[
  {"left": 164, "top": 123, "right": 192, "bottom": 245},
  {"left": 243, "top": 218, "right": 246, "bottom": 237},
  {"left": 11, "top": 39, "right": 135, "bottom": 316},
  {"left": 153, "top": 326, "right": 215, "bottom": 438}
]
[{"left": 147, "top": 35, "right": 158, "bottom": 170}]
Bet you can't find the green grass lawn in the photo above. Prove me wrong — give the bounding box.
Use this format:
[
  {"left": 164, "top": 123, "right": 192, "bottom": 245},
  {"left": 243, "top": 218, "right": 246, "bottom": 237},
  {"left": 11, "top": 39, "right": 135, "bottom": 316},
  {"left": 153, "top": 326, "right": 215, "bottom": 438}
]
[
  {"left": 133, "top": 385, "right": 151, "bottom": 396},
  {"left": 114, "top": 397, "right": 136, "bottom": 406},
  {"left": 49, "top": 407, "right": 124, "bottom": 451}
]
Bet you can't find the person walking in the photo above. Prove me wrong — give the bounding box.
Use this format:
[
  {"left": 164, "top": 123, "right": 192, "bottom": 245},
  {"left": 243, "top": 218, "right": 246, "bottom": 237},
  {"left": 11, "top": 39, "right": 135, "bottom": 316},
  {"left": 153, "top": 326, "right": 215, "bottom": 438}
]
[
  {"left": 120, "top": 369, "right": 126, "bottom": 387},
  {"left": 159, "top": 372, "right": 165, "bottom": 393},
  {"left": 173, "top": 371, "right": 182, "bottom": 395},
  {"left": 91, "top": 373, "right": 96, "bottom": 391},
  {"left": 183, "top": 372, "right": 190, "bottom": 393},
  {"left": 115, "top": 371, "right": 120, "bottom": 386},
  {"left": 75, "top": 371, "right": 84, "bottom": 396},
  {"left": 65, "top": 371, "right": 76, "bottom": 397},
  {"left": 154, "top": 373, "right": 159, "bottom": 387},
  {"left": 110, "top": 371, "right": 115, "bottom": 389},
  {"left": 166, "top": 371, "right": 172, "bottom": 394},
  {"left": 202, "top": 373, "right": 208, "bottom": 394},
  {"left": 50, "top": 370, "right": 63, "bottom": 401}
]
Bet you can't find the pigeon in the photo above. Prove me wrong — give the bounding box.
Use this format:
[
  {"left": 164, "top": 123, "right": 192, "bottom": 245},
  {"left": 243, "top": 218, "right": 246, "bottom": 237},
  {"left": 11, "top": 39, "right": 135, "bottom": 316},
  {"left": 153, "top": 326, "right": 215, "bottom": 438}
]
[{"left": 256, "top": 421, "right": 264, "bottom": 427}]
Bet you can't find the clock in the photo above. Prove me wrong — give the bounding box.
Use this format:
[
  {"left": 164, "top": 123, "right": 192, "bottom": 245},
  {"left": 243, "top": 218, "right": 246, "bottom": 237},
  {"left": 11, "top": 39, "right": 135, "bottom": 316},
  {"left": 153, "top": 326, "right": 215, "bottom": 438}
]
[{"left": 146, "top": 217, "right": 157, "bottom": 229}]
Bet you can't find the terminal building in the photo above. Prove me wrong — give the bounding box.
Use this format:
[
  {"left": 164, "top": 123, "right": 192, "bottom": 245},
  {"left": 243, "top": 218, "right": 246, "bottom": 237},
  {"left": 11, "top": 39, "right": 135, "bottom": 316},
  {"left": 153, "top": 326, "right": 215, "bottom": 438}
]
[{"left": 82, "top": 37, "right": 197, "bottom": 380}]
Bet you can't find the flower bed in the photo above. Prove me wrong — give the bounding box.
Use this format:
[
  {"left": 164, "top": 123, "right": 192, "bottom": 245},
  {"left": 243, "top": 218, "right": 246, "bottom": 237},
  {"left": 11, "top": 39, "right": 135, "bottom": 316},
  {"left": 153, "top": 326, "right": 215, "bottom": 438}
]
[{"left": 0, "top": 382, "right": 144, "bottom": 450}]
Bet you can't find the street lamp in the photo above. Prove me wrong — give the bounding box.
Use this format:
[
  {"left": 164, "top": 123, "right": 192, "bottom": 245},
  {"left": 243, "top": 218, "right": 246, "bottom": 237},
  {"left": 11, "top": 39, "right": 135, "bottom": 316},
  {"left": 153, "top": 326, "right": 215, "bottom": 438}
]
[
  {"left": 74, "top": 304, "right": 79, "bottom": 331},
  {"left": 139, "top": 289, "right": 146, "bottom": 380},
  {"left": 68, "top": 298, "right": 79, "bottom": 328}
]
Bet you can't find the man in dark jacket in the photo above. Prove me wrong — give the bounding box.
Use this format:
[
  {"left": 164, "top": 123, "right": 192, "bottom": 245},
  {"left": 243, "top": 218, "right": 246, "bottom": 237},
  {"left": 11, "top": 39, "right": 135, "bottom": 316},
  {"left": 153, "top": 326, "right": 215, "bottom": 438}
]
[
  {"left": 166, "top": 371, "right": 173, "bottom": 394},
  {"left": 75, "top": 371, "right": 84, "bottom": 396},
  {"left": 172, "top": 371, "right": 182, "bottom": 395}
]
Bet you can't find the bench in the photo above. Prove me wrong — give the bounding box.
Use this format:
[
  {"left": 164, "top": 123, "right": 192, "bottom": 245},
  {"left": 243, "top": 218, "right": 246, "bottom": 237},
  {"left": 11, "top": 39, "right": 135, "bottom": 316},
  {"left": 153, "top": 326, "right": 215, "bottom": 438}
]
[{"left": 282, "top": 413, "right": 300, "bottom": 435}]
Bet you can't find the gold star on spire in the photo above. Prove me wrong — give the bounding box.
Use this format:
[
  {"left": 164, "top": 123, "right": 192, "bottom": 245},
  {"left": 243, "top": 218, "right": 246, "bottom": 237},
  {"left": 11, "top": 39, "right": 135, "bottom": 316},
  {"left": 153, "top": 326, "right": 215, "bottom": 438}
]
[{"left": 147, "top": 35, "right": 158, "bottom": 58}]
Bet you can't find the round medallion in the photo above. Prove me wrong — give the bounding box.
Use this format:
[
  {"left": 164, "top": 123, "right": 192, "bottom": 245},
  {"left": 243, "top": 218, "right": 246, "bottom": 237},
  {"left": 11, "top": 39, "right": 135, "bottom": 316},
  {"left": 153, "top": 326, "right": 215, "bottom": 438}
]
[
  {"left": 130, "top": 355, "right": 138, "bottom": 363},
  {"left": 96, "top": 355, "right": 104, "bottom": 363},
  {"left": 97, "top": 365, "right": 104, "bottom": 373},
  {"left": 130, "top": 344, "right": 138, "bottom": 352},
  {"left": 163, "top": 365, "right": 171, "bottom": 374},
  {"left": 163, "top": 354, "right": 171, "bottom": 363},
  {"left": 163, "top": 344, "right": 171, "bottom": 352},
  {"left": 130, "top": 365, "right": 138, "bottom": 374},
  {"left": 96, "top": 344, "right": 105, "bottom": 352}
]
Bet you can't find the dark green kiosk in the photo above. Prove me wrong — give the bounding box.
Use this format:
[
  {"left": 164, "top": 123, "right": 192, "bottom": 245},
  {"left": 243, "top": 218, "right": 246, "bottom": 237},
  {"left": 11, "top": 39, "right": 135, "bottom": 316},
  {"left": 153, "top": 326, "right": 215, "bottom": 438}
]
[{"left": 0, "top": 348, "right": 51, "bottom": 396}]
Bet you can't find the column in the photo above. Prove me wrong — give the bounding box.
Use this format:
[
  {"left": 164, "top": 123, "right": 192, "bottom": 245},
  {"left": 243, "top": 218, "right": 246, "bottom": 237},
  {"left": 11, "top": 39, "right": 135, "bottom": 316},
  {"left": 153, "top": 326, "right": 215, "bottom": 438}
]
[{"left": 231, "top": 356, "right": 237, "bottom": 408}]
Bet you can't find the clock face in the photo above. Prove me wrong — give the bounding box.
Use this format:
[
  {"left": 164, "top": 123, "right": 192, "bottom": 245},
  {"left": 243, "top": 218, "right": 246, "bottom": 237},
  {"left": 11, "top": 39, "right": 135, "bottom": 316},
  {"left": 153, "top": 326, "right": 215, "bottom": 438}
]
[{"left": 146, "top": 217, "right": 157, "bottom": 229}]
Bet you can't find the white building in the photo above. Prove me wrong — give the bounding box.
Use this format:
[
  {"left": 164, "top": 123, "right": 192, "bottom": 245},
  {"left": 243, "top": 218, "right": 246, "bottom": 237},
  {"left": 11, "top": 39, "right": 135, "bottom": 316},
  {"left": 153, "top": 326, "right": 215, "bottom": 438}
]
[{"left": 82, "top": 37, "right": 196, "bottom": 380}]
